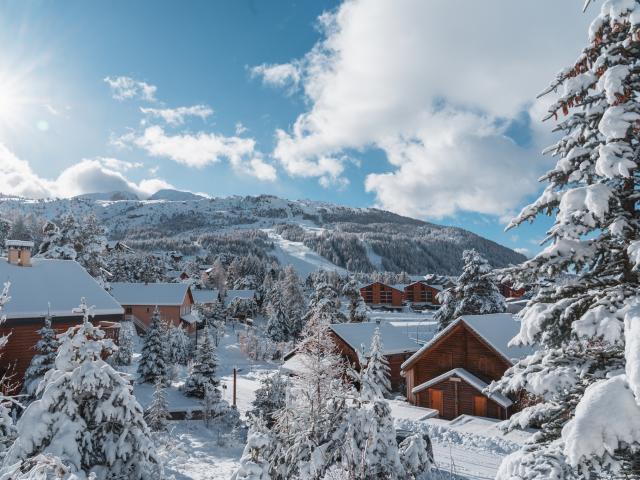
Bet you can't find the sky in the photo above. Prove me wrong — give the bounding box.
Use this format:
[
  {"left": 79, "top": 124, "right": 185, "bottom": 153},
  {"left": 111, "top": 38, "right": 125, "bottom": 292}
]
[{"left": 0, "top": 0, "right": 598, "bottom": 256}]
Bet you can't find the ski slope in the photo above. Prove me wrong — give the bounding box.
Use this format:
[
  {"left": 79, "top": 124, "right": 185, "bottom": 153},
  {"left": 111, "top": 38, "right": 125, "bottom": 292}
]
[{"left": 265, "top": 230, "right": 348, "bottom": 277}]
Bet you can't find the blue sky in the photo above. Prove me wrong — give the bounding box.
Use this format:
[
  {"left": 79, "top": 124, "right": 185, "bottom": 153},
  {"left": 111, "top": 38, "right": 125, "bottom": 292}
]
[{"left": 0, "top": 0, "right": 594, "bottom": 256}]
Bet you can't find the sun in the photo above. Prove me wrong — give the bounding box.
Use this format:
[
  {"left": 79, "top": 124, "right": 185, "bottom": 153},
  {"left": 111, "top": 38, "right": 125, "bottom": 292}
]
[{"left": 0, "top": 63, "right": 43, "bottom": 136}]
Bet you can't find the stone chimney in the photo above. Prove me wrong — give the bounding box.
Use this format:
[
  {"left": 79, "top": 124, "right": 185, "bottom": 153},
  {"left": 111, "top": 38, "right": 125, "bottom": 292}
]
[{"left": 6, "top": 240, "right": 34, "bottom": 267}]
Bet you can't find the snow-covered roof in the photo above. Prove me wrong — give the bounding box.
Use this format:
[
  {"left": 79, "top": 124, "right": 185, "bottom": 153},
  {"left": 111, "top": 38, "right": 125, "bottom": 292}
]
[
  {"left": 405, "top": 281, "right": 443, "bottom": 291},
  {"left": 358, "top": 282, "right": 404, "bottom": 292},
  {"left": 5, "top": 240, "right": 34, "bottom": 248},
  {"left": 166, "top": 270, "right": 188, "bottom": 279},
  {"left": 329, "top": 322, "right": 420, "bottom": 357},
  {"left": 402, "top": 313, "right": 535, "bottom": 370},
  {"left": 192, "top": 289, "right": 219, "bottom": 304},
  {"left": 0, "top": 258, "right": 123, "bottom": 318},
  {"left": 180, "top": 312, "right": 199, "bottom": 325},
  {"left": 392, "top": 283, "right": 408, "bottom": 291},
  {"left": 412, "top": 368, "right": 513, "bottom": 409},
  {"left": 110, "top": 282, "right": 190, "bottom": 306},
  {"left": 225, "top": 290, "right": 255, "bottom": 301}
]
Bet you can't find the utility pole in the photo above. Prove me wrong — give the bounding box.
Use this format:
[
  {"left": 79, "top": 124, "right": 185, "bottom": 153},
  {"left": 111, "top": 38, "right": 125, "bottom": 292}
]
[{"left": 233, "top": 367, "right": 237, "bottom": 407}]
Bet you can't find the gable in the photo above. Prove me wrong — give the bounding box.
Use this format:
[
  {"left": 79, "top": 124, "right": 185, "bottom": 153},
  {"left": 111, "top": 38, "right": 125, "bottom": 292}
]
[{"left": 401, "top": 321, "right": 511, "bottom": 373}]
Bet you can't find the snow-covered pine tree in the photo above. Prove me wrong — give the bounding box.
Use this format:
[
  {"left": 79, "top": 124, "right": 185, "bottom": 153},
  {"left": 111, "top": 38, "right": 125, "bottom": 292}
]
[
  {"left": 360, "top": 328, "right": 391, "bottom": 400},
  {"left": 434, "top": 249, "right": 506, "bottom": 331},
  {"left": 21, "top": 312, "right": 59, "bottom": 402},
  {"left": 3, "top": 299, "right": 160, "bottom": 479},
  {"left": 490, "top": 3, "right": 640, "bottom": 478},
  {"left": 37, "top": 214, "right": 108, "bottom": 282},
  {"left": 0, "top": 282, "right": 15, "bottom": 458},
  {"left": 231, "top": 417, "right": 272, "bottom": 480},
  {"left": 342, "top": 279, "right": 369, "bottom": 323},
  {"left": 144, "top": 378, "right": 170, "bottom": 432},
  {"left": 302, "top": 280, "right": 346, "bottom": 328},
  {"left": 137, "top": 307, "right": 168, "bottom": 384},
  {"left": 112, "top": 320, "right": 135, "bottom": 366},
  {"left": 166, "top": 323, "right": 190, "bottom": 365},
  {"left": 266, "top": 266, "right": 306, "bottom": 342},
  {"left": 249, "top": 372, "right": 287, "bottom": 427},
  {"left": 398, "top": 433, "right": 433, "bottom": 480},
  {"left": 183, "top": 324, "right": 220, "bottom": 399}
]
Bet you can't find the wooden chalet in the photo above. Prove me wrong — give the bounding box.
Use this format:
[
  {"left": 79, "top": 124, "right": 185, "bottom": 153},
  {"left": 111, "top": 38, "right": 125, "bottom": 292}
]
[
  {"left": 499, "top": 281, "right": 526, "bottom": 299},
  {"left": 401, "top": 313, "right": 533, "bottom": 420},
  {"left": 403, "top": 281, "right": 442, "bottom": 306},
  {"left": 0, "top": 241, "right": 124, "bottom": 391},
  {"left": 329, "top": 322, "right": 420, "bottom": 391},
  {"left": 110, "top": 282, "right": 197, "bottom": 334},
  {"left": 359, "top": 282, "right": 404, "bottom": 309}
]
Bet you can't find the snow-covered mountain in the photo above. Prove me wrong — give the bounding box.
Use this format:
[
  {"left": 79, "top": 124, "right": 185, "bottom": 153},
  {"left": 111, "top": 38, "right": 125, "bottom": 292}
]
[{"left": 0, "top": 190, "right": 526, "bottom": 275}]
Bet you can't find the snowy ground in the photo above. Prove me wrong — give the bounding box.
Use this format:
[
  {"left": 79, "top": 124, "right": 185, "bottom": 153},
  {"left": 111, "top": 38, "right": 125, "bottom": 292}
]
[{"left": 123, "top": 320, "right": 530, "bottom": 479}]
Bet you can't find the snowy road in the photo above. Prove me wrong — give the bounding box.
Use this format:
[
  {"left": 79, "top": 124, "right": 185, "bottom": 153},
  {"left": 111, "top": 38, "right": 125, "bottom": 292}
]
[{"left": 431, "top": 442, "right": 504, "bottom": 479}]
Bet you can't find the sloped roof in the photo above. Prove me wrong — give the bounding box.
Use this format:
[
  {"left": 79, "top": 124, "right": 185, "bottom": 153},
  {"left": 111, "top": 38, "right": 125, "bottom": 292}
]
[
  {"left": 192, "top": 289, "right": 219, "bottom": 304},
  {"left": 225, "top": 290, "right": 255, "bottom": 302},
  {"left": 401, "top": 313, "right": 535, "bottom": 370},
  {"left": 0, "top": 258, "right": 123, "bottom": 318},
  {"left": 110, "top": 282, "right": 190, "bottom": 306},
  {"left": 329, "top": 322, "right": 420, "bottom": 357},
  {"left": 412, "top": 367, "right": 513, "bottom": 408},
  {"left": 358, "top": 282, "right": 404, "bottom": 292}
]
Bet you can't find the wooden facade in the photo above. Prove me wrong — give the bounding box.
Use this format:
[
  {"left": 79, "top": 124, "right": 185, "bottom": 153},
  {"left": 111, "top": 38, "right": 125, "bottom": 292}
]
[
  {"left": 0, "top": 313, "right": 123, "bottom": 393},
  {"left": 329, "top": 330, "right": 413, "bottom": 391},
  {"left": 402, "top": 321, "right": 515, "bottom": 420},
  {"left": 359, "top": 282, "right": 404, "bottom": 308},
  {"left": 403, "top": 282, "right": 441, "bottom": 305},
  {"left": 122, "top": 289, "right": 196, "bottom": 334},
  {"left": 413, "top": 374, "right": 507, "bottom": 420},
  {"left": 499, "top": 282, "right": 526, "bottom": 299}
]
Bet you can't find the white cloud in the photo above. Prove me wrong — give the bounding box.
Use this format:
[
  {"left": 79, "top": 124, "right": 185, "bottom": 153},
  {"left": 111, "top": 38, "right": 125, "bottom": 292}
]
[
  {"left": 514, "top": 247, "right": 531, "bottom": 257},
  {"left": 251, "top": 62, "right": 301, "bottom": 90},
  {"left": 235, "top": 122, "right": 248, "bottom": 135},
  {"left": 0, "top": 143, "right": 171, "bottom": 199},
  {"left": 257, "top": 0, "right": 592, "bottom": 217},
  {"left": 97, "top": 157, "right": 143, "bottom": 172},
  {"left": 120, "top": 125, "right": 276, "bottom": 181},
  {"left": 140, "top": 105, "right": 213, "bottom": 126},
  {"left": 104, "top": 76, "right": 157, "bottom": 102}
]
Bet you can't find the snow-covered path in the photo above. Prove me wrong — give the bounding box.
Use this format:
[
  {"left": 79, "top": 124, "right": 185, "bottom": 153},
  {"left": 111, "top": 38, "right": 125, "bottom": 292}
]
[{"left": 431, "top": 442, "right": 504, "bottom": 479}]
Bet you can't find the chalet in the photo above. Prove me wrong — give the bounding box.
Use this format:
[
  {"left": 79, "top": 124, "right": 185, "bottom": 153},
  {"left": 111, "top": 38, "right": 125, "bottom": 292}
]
[
  {"left": 401, "top": 313, "right": 534, "bottom": 420},
  {"left": 110, "top": 282, "right": 197, "bottom": 333},
  {"left": 105, "top": 240, "right": 133, "bottom": 254},
  {"left": 403, "top": 281, "right": 442, "bottom": 306},
  {"left": 192, "top": 289, "right": 220, "bottom": 306},
  {"left": 359, "top": 282, "right": 404, "bottom": 309},
  {"left": 224, "top": 290, "right": 257, "bottom": 322},
  {"left": 499, "top": 281, "right": 526, "bottom": 299},
  {"left": 329, "top": 322, "right": 420, "bottom": 391},
  {"left": 0, "top": 241, "right": 124, "bottom": 388},
  {"left": 167, "top": 270, "right": 190, "bottom": 282}
]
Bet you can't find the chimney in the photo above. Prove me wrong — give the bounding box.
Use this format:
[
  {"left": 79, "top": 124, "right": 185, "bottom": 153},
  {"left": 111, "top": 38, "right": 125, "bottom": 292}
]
[{"left": 6, "top": 240, "right": 34, "bottom": 267}]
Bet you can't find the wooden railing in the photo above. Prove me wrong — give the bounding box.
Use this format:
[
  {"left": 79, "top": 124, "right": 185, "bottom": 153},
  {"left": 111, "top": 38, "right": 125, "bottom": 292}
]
[{"left": 125, "top": 314, "right": 147, "bottom": 333}]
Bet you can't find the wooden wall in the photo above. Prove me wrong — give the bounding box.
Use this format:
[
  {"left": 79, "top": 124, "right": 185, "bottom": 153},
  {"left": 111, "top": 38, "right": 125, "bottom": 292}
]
[
  {"left": 359, "top": 283, "right": 403, "bottom": 307},
  {"left": 404, "top": 282, "right": 441, "bottom": 305},
  {"left": 0, "top": 313, "right": 124, "bottom": 393},
  {"left": 417, "top": 377, "right": 508, "bottom": 420},
  {"left": 123, "top": 292, "right": 195, "bottom": 333}
]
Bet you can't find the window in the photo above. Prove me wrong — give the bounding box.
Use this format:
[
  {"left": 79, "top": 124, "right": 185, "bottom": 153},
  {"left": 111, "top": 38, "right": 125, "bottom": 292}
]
[{"left": 125, "top": 307, "right": 132, "bottom": 314}]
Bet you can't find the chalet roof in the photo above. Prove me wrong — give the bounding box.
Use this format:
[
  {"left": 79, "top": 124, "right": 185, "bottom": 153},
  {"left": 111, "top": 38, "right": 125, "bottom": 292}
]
[
  {"left": 401, "top": 313, "right": 535, "bottom": 370},
  {"left": 0, "top": 258, "right": 123, "bottom": 318},
  {"left": 412, "top": 368, "right": 513, "bottom": 408},
  {"left": 358, "top": 282, "right": 404, "bottom": 292},
  {"left": 329, "top": 322, "right": 420, "bottom": 357},
  {"left": 192, "top": 289, "right": 219, "bottom": 304},
  {"left": 110, "top": 282, "right": 190, "bottom": 306},
  {"left": 180, "top": 312, "right": 199, "bottom": 325},
  {"left": 404, "top": 281, "right": 443, "bottom": 291},
  {"left": 225, "top": 290, "right": 255, "bottom": 300}
]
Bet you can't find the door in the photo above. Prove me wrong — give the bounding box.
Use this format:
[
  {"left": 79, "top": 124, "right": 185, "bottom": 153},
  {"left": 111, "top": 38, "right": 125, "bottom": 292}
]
[
  {"left": 429, "top": 389, "right": 443, "bottom": 416},
  {"left": 473, "top": 395, "right": 487, "bottom": 417}
]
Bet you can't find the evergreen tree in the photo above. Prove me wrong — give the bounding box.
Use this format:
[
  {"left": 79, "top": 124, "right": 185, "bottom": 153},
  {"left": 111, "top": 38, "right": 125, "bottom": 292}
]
[
  {"left": 166, "top": 324, "right": 190, "bottom": 365},
  {"left": 144, "top": 378, "right": 170, "bottom": 432},
  {"left": 434, "top": 249, "right": 505, "bottom": 331},
  {"left": 3, "top": 299, "right": 160, "bottom": 479},
  {"left": 112, "top": 320, "right": 135, "bottom": 366},
  {"left": 249, "top": 372, "right": 287, "bottom": 427},
  {"left": 231, "top": 417, "right": 272, "bottom": 480},
  {"left": 21, "top": 313, "right": 59, "bottom": 402},
  {"left": 490, "top": 3, "right": 640, "bottom": 478},
  {"left": 342, "top": 278, "right": 369, "bottom": 323},
  {"left": 137, "top": 307, "right": 168, "bottom": 384},
  {"left": 398, "top": 433, "right": 433, "bottom": 480},
  {"left": 37, "top": 214, "right": 108, "bottom": 281},
  {"left": 266, "top": 266, "right": 306, "bottom": 342},
  {"left": 183, "top": 325, "right": 220, "bottom": 399},
  {"left": 0, "top": 282, "right": 15, "bottom": 458},
  {"left": 360, "top": 328, "right": 391, "bottom": 400}
]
